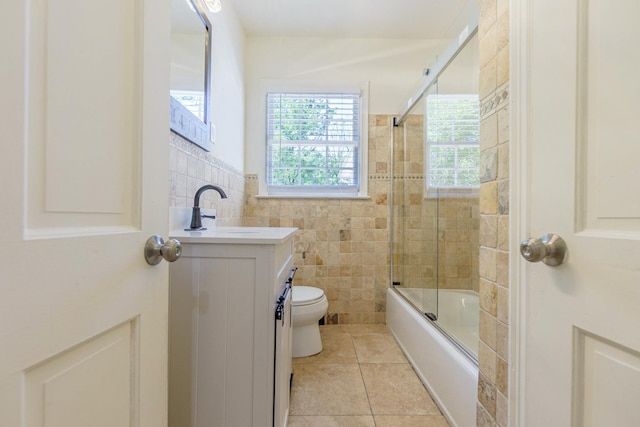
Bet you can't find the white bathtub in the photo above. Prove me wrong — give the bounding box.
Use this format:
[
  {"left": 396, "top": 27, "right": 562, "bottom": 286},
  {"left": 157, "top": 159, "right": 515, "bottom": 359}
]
[
  {"left": 396, "top": 287, "right": 479, "bottom": 358},
  {"left": 386, "top": 288, "right": 479, "bottom": 427}
]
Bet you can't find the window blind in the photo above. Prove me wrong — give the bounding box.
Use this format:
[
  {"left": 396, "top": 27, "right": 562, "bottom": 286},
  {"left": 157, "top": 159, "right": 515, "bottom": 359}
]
[
  {"left": 266, "top": 92, "right": 361, "bottom": 194},
  {"left": 425, "top": 94, "right": 480, "bottom": 190},
  {"left": 170, "top": 90, "right": 206, "bottom": 121}
]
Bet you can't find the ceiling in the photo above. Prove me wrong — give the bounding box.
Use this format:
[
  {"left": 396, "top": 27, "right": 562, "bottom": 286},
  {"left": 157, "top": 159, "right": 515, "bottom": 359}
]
[{"left": 231, "top": 0, "right": 474, "bottom": 39}]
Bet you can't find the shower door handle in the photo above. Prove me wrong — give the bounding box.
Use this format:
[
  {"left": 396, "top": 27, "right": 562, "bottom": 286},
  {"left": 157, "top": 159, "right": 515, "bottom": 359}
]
[{"left": 520, "top": 233, "right": 567, "bottom": 266}]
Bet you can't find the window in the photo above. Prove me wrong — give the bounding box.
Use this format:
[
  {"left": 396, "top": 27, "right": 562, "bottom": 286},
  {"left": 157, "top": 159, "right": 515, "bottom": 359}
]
[
  {"left": 266, "top": 90, "right": 364, "bottom": 196},
  {"left": 170, "top": 90, "right": 206, "bottom": 121},
  {"left": 425, "top": 94, "right": 480, "bottom": 194}
]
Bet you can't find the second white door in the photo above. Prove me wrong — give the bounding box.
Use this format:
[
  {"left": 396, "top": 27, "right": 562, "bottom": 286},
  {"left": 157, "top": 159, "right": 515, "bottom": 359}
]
[{"left": 513, "top": 0, "right": 640, "bottom": 425}]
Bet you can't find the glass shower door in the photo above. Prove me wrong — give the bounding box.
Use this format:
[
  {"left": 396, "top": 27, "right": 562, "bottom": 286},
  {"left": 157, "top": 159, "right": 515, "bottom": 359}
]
[
  {"left": 391, "top": 32, "right": 480, "bottom": 360},
  {"left": 390, "top": 82, "right": 440, "bottom": 320}
]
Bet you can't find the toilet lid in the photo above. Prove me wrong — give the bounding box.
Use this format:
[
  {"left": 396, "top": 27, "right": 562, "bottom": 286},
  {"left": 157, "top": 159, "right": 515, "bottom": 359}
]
[{"left": 292, "top": 286, "right": 325, "bottom": 305}]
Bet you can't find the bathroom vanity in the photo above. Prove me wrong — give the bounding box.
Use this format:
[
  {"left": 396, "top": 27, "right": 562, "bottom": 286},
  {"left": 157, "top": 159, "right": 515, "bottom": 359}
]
[{"left": 168, "top": 227, "right": 297, "bottom": 427}]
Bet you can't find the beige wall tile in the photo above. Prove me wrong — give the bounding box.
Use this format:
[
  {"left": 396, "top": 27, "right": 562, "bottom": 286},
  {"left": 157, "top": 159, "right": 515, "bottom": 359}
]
[
  {"left": 477, "top": 405, "right": 494, "bottom": 427},
  {"left": 496, "top": 251, "right": 509, "bottom": 288},
  {"left": 479, "top": 0, "right": 498, "bottom": 39},
  {"left": 481, "top": 113, "right": 498, "bottom": 150},
  {"left": 497, "top": 286, "right": 509, "bottom": 324},
  {"left": 496, "top": 10, "right": 509, "bottom": 51},
  {"left": 496, "top": 356, "right": 508, "bottom": 395},
  {"left": 479, "top": 24, "right": 498, "bottom": 68},
  {"left": 480, "top": 58, "right": 498, "bottom": 99},
  {"left": 497, "top": 142, "right": 509, "bottom": 180},
  {"left": 480, "top": 215, "right": 498, "bottom": 248},
  {"left": 497, "top": 45, "right": 510, "bottom": 87},
  {"left": 169, "top": 133, "right": 244, "bottom": 226},
  {"left": 496, "top": 320, "right": 509, "bottom": 360},
  {"left": 479, "top": 309, "right": 497, "bottom": 350},
  {"left": 479, "top": 341, "right": 497, "bottom": 385},
  {"left": 498, "top": 215, "right": 509, "bottom": 251},
  {"left": 480, "top": 182, "right": 498, "bottom": 215},
  {"left": 496, "top": 392, "right": 508, "bottom": 427},
  {"left": 477, "top": 373, "right": 497, "bottom": 419}
]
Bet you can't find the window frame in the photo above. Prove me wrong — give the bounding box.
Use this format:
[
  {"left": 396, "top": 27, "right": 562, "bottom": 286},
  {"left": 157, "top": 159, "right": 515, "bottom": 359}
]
[
  {"left": 260, "top": 80, "right": 369, "bottom": 198},
  {"left": 424, "top": 93, "right": 480, "bottom": 198}
]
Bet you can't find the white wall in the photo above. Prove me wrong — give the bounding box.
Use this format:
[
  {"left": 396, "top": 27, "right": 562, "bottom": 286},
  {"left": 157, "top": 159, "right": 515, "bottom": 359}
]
[
  {"left": 203, "top": 5, "right": 246, "bottom": 171},
  {"left": 244, "top": 36, "right": 447, "bottom": 177}
]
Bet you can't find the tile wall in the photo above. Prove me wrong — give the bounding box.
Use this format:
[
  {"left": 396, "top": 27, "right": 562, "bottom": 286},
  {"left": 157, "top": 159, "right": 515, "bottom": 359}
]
[
  {"left": 477, "top": 0, "right": 510, "bottom": 425},
  {"left": 243, "top": 115, "right": 393, "bottom": 324},
  {"left": 169, "top": 133, "right": 245, "bottom": 226},
  {"left": 391, "top": 115, "right": 480, "bottom": 294}
]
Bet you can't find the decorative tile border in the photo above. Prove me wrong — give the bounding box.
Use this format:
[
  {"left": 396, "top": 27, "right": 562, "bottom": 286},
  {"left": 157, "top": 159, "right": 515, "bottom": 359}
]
[{"left": 480, "top": 83, "right": 510, "bottom": 119}]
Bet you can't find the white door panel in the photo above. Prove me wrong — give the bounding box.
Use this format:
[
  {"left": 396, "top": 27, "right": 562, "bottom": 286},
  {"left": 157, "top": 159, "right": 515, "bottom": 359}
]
[
  {"left": 513, "top": 0, "right": 640, "bottom": 425},
  {"left": 0, "top": 0, "right": 170, "bottom": 425}
]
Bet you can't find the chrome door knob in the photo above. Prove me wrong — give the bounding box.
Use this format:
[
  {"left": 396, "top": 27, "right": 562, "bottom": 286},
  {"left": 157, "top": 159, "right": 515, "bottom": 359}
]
[
  {"left": 144, "top": 235, "right": 182, "bottom": 265},
  {"left": 520, "top": 233, "right": 567, "bottom": 266}
]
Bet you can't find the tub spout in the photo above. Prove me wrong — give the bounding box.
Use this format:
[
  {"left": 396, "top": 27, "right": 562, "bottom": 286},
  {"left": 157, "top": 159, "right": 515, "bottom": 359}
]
[{"left": 186, "top": 185, "right": 228, "bottom": 231}]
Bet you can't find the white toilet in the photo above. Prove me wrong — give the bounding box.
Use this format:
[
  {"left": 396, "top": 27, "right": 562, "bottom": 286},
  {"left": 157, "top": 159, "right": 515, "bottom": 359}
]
[{"left": 291, "top": 286, "right": 329, "bottom": 357}]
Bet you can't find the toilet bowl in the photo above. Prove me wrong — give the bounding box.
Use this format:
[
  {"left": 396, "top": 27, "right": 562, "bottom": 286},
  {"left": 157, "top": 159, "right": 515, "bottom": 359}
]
[{"left": 291, "top": 286, "right": 328, "bottom": 357}]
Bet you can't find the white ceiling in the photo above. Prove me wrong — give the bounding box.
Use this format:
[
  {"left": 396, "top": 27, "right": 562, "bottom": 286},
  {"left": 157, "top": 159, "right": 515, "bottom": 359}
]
[{"left": 231, "top": 0, "right": 474, "bottom": 39}]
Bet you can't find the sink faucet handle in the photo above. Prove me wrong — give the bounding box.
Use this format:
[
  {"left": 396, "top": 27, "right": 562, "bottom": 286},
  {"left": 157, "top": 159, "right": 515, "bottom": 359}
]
[{"left": 202, "top": 214, "right": 216, "bottom": 220}]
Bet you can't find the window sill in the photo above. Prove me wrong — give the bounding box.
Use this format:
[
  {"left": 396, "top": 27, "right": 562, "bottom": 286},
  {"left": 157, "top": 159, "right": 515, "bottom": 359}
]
[
  {"left": 424, "top": 188, "right": 479, "bottom": 199},
  {"left": 256, "top": 194, "right": 371, "bottom": 200}
]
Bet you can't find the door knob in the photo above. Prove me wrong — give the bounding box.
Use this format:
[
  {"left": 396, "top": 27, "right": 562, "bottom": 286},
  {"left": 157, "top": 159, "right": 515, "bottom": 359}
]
[
  {"left": 520, "top": 233, "right": 567, "bottom": 266},
  {"left": 144, "top": 235, "right": 182, "bottom": 265}
]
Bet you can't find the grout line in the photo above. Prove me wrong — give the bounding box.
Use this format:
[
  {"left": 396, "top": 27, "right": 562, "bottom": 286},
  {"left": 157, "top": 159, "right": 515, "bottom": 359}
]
[{"left": 353, "top": 331, "right": 376, "bottom": 423}]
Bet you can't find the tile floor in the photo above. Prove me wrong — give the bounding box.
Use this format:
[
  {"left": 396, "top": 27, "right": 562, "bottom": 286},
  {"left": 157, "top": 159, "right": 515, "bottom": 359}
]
[{"left": 288, "top": 324, "right": 450, "bottom": 427}]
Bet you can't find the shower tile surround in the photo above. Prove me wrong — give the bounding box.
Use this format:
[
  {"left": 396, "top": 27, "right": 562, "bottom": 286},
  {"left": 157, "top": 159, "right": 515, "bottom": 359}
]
[
  {"left": 477, "top": 0, "right": 510, "bottom": 425},
  {"left": 391, "top": 115, "right": 480, "bottom": 297}
]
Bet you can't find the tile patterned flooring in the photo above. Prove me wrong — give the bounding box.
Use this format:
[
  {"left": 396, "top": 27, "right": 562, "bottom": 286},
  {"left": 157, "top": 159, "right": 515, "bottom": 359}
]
[{"left": 288, "top": 325, "right": 450, "bottom": 427}]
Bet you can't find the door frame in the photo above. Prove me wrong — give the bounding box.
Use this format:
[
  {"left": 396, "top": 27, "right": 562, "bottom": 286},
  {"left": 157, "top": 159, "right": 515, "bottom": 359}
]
[{"left": 509, "top": 0, "right": 531, "bottom": 424}]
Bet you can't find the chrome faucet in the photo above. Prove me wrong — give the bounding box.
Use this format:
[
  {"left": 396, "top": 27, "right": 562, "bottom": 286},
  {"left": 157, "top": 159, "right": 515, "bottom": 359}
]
[{"left": 186, "top": 184, "right": 228, "bottom": 231}]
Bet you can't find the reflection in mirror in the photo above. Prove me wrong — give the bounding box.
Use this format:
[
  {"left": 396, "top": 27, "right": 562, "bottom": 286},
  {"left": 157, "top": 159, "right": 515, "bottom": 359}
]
[{"left": 170, "top": 0, "right": 212, "bottom": 151}]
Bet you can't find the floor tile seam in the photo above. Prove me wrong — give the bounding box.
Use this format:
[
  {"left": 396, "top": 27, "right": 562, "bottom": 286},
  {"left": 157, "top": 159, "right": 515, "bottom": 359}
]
[
  {"left": 357, "top": 361, "right": 411, "bottom": 366},
  {"left": 292, "top": 361, "right": 360, "bottom": 365},
  {"left": 357, "top": 358, "right": 377, "bottom": 420},
  {"left": 370, "top": 410, "right": 445, "bottom": 417},
  {"left": 358, "top": 362, "right": 443, "bottom": 419}
]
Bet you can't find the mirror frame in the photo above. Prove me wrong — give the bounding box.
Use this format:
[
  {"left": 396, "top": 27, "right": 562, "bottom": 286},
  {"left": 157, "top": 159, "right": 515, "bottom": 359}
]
[{"left": 170, "top": 0, "right": 212, "bottom": 151}]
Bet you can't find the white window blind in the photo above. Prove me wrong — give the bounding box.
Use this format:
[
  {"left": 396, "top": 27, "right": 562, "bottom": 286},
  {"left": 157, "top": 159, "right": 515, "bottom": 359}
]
[
  {"left": 425, "top": 94, "right": 480, "bottom": 192},
  {"left": 170, "top": 90, "right": 206, "bottom": 121},
  {"left": 266, "top": 92, "right": 361, "bottom": 195}
]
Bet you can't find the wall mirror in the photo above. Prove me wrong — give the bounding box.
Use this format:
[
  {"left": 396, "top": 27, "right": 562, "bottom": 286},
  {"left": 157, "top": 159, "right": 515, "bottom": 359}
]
[{"left": 170, "top": 0, "right": 212, "bottom": 151}]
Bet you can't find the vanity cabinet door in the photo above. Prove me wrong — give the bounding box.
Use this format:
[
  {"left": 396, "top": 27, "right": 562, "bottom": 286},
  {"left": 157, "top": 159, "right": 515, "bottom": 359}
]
[{"left": 169, "top": 237, "right": 295, "bottom": 427}]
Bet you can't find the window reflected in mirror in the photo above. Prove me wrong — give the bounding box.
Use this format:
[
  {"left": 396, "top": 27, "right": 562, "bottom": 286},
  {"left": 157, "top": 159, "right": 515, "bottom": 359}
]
[{"left": 170, "top": 0, "right": 212, "bottom": 150}]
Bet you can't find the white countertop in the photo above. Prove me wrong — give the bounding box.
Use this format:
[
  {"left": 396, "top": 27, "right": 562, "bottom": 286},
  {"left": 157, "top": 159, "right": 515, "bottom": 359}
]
[{"left": 170, "top": 226, "right": 297, "bottom": 245}]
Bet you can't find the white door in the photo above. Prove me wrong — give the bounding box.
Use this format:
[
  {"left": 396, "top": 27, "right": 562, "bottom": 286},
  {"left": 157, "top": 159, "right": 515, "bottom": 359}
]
[
  {"left": 0, "top": 1, "right": 170, "bottom": 426},
  {"left": 512, "top": 0, "right": 640, "bottom": 425}
]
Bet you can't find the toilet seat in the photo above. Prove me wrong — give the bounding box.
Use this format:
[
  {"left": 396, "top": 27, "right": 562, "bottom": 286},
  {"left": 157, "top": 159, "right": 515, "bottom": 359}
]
[{"left": 292, "top": 286, "right": 325, "bottom": 306}]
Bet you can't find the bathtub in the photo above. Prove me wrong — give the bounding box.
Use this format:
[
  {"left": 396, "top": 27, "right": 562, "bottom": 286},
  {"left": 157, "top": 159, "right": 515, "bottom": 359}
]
[{"left": 386, "top": 287, "right": 479, "bottom": 427}]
